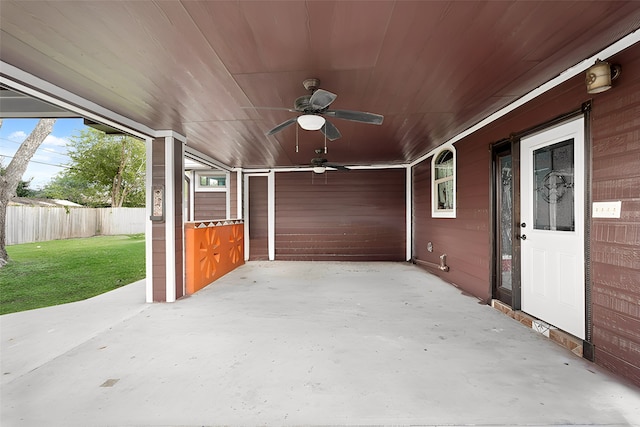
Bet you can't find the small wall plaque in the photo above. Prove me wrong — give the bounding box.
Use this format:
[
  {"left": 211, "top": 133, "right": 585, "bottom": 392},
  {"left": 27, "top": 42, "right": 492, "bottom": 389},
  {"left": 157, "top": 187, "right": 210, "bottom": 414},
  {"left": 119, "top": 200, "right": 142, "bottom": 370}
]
[{"left": 151, "top": 185, "right": 165, "bottom": 221}]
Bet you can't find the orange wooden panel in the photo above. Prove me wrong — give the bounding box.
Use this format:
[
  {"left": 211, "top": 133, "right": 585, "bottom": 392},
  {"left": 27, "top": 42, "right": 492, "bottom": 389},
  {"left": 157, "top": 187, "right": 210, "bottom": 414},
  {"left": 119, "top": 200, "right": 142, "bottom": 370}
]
[{"left": 185, "top": 222, "right": 244, "bottom": 295}]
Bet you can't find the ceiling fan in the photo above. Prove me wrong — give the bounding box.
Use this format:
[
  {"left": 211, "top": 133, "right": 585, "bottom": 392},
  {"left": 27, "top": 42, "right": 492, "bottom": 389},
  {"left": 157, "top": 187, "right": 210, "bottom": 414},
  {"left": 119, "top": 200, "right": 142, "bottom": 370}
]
[
  {"left": 310, "top": 149, "right": 349, "bottom": 174},
  {"left": 262, "top": 78, "right": 384, "bottom": 141}
]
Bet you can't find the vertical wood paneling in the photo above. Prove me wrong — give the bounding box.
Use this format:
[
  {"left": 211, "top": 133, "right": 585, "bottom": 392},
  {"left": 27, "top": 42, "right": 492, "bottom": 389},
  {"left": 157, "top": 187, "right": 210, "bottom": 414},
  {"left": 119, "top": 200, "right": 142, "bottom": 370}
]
[
  {"left": 5, "top": 207, "right": 144, "bottom": 245},
  {"left": 275, "top": 169, "right": 405, "bottom": 261}
]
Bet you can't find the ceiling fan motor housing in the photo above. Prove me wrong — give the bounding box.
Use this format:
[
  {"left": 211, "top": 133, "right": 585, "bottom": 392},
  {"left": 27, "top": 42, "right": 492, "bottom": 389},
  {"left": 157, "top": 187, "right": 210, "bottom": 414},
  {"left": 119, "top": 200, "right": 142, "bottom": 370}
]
[
  {"left": 311, "top": 157, "right": 328, "bottom": 166},
  {"left": 294, "top": 95, "right": 312, "bottom": 111},
  {"left": 302, "top": 78, "right": 320, "bottom": 92}
]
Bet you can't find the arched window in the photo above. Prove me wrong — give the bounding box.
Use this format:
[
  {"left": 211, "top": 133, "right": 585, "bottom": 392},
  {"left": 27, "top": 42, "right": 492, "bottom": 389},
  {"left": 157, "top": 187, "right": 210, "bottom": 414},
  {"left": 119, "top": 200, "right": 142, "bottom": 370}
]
[{"left": 432, "top": 147, "right": 456, "bottom": 218}]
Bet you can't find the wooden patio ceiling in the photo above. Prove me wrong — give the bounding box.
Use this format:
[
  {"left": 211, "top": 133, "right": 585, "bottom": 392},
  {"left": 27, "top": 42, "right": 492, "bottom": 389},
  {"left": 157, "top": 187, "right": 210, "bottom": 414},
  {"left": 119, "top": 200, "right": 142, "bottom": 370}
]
[{"left": 1, "top": 1, "right": 639, "bottom": 169}]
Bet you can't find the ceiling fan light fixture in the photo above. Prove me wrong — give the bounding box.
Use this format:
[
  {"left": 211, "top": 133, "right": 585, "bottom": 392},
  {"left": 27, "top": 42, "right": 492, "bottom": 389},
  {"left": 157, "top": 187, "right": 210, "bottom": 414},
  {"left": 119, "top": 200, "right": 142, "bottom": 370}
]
[
  {"left": 313, "top": 166, "right": 326, "bottom": 174},
  {"left": 297, "top": 114, "right": 325, "bottom": 130}
]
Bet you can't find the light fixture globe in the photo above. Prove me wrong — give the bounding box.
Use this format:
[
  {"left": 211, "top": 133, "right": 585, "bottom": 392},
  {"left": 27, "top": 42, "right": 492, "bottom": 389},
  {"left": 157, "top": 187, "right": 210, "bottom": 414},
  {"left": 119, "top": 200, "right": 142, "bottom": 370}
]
[
  {"left": 297, "top": 114, "right": 325, "bottom": 130},
  {"left": 313, "top": 166, "right": 326, "bottom": 174}
]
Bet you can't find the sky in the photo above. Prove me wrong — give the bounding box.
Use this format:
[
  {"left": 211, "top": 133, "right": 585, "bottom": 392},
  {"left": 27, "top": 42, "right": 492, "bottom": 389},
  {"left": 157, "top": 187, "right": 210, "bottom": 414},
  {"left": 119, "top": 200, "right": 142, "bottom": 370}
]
[{"left": 0, "top": 118, "right": 87, "bottom": 190}]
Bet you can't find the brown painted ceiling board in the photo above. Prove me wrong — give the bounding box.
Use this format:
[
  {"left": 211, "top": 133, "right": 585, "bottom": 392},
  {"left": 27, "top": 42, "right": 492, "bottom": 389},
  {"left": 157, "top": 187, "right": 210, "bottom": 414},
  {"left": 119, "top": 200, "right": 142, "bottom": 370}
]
[{"left": 1, "top": 0, "right": 639, "bottom": 169}]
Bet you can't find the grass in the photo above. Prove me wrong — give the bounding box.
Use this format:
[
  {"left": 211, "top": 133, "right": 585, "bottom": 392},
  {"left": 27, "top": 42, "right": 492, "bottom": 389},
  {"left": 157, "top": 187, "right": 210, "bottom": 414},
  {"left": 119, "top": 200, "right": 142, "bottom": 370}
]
[{"left": 0, "top": 234, "right": 145, "bottom": 315}]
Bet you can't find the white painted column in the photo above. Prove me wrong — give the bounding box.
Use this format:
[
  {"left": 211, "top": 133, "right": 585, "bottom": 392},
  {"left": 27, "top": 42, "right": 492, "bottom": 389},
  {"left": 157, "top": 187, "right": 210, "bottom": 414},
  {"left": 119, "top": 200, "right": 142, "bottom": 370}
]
[
  {"left": 406, "top": 165, "right": 413, "bottom": 262},
  {"left": 145, "top": 137, "right": 154, "bottom": 303},
  {"left": 268, "top": 170, "right": 275, "bottom": 261},
  {"left": 236, "top": 169, "right": 243, "bottom": 219},
  {"left": 225, "top": 171, "right": 232, "bottom": 220},
  {"left": 243, "top": 174, "right": 250, "bottom": 261},
  {"left": 164, "top": 136, "right": 177, "bottom": 303}
]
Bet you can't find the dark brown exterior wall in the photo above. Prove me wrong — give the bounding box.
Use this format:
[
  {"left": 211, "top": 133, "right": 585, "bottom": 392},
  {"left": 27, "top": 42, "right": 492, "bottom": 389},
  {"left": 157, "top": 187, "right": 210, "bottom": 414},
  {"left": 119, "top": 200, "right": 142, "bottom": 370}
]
[
  {"left": 194, "top": 192, "right": 227, "bottom": 220},
  {"left": 229, "top": 171, "right": 238, "bottom": 218},
  {"left": 275, "top": 169, "right": 406, "bottom": 261},
  {"left": 590, "top": 49, "right": 640, "bottom": 385},
  {"left": 248, "top": 176, "right": 269, "bottom": 260},
  {"left": 413, "top": 141, "right": 490, "bottom": 301},
  {"left": 151, "top": 140, "right": 166, "bottom": 302},
  {"left": 413, "top": 44, "right": 640, "bottom": 385}
]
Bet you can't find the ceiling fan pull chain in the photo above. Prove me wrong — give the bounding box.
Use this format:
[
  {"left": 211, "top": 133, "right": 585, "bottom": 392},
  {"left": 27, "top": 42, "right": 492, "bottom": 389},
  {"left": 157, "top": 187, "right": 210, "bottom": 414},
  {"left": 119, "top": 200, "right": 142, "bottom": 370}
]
[
  {"left": 296, "top": 123, "right": 299, "bottom": 153},
  {"left": 324, "top": 131, "right": 327, "bottom": 154}
]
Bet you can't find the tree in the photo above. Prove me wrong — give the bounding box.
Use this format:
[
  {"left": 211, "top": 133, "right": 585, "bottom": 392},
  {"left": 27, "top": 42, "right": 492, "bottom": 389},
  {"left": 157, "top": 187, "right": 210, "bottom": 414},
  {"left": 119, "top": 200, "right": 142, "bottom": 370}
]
[
  {"left": 16, "top": 178, "right": 36, "bottom": 197},
  {"left": 0, "top": 118, "right": 56, "bottom": 266},
  {"left": 42, "top": 172, "right": 95, "bottom": 205},
  {"left": 0, "top": 164, "right": 36, "bottom": 198},
  {"left": 43, "top": 128, "right": 145, "bottom": 208}
]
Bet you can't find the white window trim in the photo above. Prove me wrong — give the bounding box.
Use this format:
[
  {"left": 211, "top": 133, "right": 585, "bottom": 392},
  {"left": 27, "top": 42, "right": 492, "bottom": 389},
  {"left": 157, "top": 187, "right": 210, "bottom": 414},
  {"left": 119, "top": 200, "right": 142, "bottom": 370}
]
[
  {"left": 431, "top": 146, "right": 456, "bottom": 218},
  {"left": 194, "top": 170, "right": 229, "bottom": 192}
]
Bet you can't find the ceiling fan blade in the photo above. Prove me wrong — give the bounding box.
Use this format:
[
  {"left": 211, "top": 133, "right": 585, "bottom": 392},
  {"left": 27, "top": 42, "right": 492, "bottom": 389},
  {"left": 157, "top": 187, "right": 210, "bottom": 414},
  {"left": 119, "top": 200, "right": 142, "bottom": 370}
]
[
  {"left": 309, "top": 89, "right": 337, "bottom": 110},
  {"left": 321, "top": 120, "right": 342, "bottom": 141},
  {"left": 324, "top": 109, "right": 384, "bottom": 125},
  {"left": 324, "top": 162, "right": 349, "bottom": 171},
  {"left": 242, "top": 106, "right": 297, "bottom": 113},
  {"left": 266, "top": 117, "right": 297, "bottom": 136}
]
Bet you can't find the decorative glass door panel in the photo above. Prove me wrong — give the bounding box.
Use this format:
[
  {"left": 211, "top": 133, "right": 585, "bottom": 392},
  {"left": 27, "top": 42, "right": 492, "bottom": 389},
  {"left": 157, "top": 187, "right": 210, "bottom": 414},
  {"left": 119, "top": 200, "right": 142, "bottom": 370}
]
[
  {"left": 499, "top": 154, "right": 513, "bottom": 292},
  {"left": 533, "top": 140, "right": 575, "bottom": 232}
]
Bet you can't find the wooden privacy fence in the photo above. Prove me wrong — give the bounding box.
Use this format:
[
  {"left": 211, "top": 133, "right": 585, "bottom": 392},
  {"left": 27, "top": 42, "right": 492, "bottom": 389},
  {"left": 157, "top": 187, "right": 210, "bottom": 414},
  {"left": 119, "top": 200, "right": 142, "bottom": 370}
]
[{"left": 6, "top": 206, "right": 146, "bottom": 245}]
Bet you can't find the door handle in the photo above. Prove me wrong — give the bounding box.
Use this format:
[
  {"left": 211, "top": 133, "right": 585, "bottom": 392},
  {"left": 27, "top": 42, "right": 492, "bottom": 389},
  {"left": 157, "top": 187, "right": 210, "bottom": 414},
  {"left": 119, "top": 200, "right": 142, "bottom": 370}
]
[{"left": 516, "top": 234, "right": 527, "bottom": 240}]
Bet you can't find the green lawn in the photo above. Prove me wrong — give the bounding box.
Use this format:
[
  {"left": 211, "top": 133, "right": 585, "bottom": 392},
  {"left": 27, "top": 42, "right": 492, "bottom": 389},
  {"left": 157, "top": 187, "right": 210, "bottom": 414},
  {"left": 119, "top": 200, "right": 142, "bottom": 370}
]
[{"left": 0, "top": 234, "right": 145, "bottom": 315}]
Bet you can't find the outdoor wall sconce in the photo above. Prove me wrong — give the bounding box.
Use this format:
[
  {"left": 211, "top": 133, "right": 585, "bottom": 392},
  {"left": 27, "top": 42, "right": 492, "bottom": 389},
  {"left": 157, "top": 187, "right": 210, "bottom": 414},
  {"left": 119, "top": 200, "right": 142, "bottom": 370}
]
[
  {"left": 586, "top": 59, "right": 621, "bottom": 94},
  {"left": 297, "top": 114, "right": 325, "bottom": 130}
]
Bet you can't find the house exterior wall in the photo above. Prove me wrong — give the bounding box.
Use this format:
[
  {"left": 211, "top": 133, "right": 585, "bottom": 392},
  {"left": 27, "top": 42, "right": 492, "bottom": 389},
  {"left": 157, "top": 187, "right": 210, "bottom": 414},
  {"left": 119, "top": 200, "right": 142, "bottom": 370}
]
[
  {"left": 413, "top": 142, "right": 491, "bottom": 301},
  {"left": 193, "top": 192, "right": 227, "bottom": 220},
  {"left": 248, "top": 175, "right": 269, "bottom": 260},
  {"left": 230, "top": 170, "right": 239, "bottom": 218},
  {"left": 274, "top": 169, "right": 406, "bottom": 261},
  {"left": 412, "top": 44, "right": 640, "bottom": 385},
  {"left": 590, "top": 49, "right": 640, "bottom": 384}
]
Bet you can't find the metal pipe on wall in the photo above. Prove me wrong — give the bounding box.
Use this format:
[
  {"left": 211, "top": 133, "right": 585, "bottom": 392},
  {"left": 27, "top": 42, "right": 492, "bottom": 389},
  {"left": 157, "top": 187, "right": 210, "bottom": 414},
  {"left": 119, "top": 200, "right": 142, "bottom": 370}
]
[{"left": 413, "top": 254, "right": 450, "bottom": 272}]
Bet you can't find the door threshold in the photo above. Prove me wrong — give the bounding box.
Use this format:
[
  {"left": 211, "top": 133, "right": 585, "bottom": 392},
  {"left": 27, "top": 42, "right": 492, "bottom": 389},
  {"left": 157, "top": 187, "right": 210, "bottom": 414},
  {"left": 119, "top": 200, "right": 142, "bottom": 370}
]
[{"left": 491, "top": 300, "right": 583, "bottom": 358}]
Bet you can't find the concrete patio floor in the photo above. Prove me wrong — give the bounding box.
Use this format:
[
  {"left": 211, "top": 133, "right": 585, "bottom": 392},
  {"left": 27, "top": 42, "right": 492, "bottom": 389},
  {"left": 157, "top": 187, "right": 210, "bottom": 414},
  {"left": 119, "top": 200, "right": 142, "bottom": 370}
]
[{"left": 1, "top": 261, "right": 639, "bottom": 426}]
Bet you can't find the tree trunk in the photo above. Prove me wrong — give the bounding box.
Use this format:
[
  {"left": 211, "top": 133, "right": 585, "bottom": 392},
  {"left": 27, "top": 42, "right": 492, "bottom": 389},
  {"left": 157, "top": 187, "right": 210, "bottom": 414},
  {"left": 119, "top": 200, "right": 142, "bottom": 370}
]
[
  {"left": 0, "top": 119, "right": 56, "bottom": 266},
  {"left": 111, "top": 137, "right": 129, "bottom": 207}
]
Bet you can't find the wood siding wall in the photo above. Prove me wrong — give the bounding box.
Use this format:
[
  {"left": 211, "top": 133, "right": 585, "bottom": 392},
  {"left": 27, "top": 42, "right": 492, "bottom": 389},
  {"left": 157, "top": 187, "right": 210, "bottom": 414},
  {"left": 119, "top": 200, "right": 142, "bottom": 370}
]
[
  {"left": 412, "top": 44, "right": 640, "bottom": 385},
  {"left": 413, "top": 142, "right": 490, "bottom": 300},
  {"left": 275, "top": 169, "right": 406, "bottom": 261},
  {"left": 230, "top": 171, "right": 239, "bottom": 218},
  {"left": 194, "top": 192, "right": 227, "bottom": 220},
  {"left": 248, "top": 176, "right": 269, "bottom": 260},
  {"left": 590, "top": 49, "right": 640, "bottom": 385},
  {"left": 151, "top": 140, "right": 166, "bottom": 302},
  {"left": 172, "top": 141, "right": 184, "bottom": 300}
]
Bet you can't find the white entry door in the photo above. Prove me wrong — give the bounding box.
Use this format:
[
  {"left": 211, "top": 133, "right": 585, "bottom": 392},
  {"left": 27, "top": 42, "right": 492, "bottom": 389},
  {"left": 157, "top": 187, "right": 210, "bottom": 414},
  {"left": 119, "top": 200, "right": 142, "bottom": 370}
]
[{"left": 520, "top": 117, "right": 585, "bottom": 339}]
